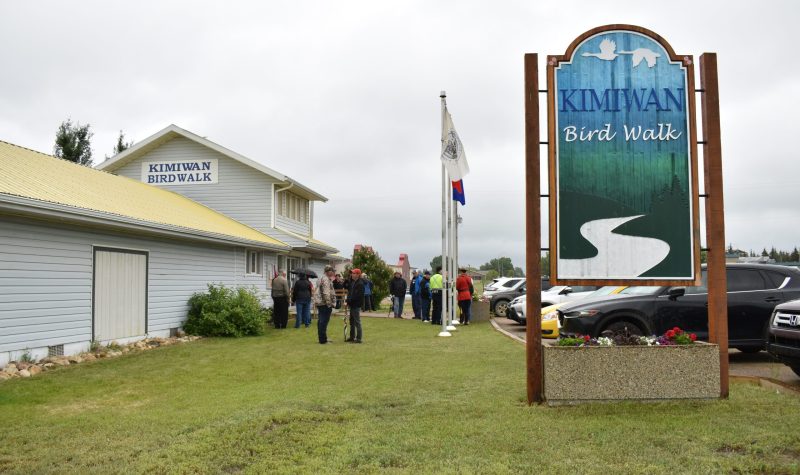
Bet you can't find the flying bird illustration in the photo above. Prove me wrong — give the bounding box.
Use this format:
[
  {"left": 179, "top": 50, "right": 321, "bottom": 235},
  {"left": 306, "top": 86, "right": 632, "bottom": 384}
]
[
  {"left": 618, "top": 48, "right": 660, "bottom": 68},
  {"left": 581, "top": 38, "right": 618, "bottom": 61}
]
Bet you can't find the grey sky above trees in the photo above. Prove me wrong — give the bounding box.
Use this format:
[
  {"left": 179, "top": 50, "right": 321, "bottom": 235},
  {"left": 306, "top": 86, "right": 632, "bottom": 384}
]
[{"left": 1, "top": 1, "right": 798, "bottom": 269}]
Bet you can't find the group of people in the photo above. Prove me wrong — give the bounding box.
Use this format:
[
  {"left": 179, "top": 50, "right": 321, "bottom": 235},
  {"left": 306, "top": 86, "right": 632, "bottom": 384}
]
[
  {"left": 405, "top": 267, "right": 474, "bottom": 325},
  {"left": 270, "top": 265, "right": 474, "bottom": 344}
]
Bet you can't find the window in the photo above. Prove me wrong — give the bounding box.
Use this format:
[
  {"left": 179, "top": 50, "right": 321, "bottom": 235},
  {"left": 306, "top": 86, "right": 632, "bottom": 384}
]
[
  {"left": 276, "top": 191, "right": 309, "bottom": 224},
  {"left": 726, "top": 269, "right": 766, "bottom": 292},
  {"left": 246, "top": 250, "right": 263, "bottom": 275},
  {"left": 762, "top": 270, "right": 788, "bottom": 289}
]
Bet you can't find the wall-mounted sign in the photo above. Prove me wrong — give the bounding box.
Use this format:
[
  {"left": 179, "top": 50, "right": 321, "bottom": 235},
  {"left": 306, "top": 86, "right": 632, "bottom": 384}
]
[
  {"left": 141, "top": 159, "right": 218, "bottom": 186},
  {"left": 548, "top": 25, "right": 700, "bottom": 284}
]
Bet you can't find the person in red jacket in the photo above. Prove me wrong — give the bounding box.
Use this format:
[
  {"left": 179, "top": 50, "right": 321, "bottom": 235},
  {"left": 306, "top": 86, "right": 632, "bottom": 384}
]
[{"left": 455, "top": 268, "right": 474, "bottom": 325}]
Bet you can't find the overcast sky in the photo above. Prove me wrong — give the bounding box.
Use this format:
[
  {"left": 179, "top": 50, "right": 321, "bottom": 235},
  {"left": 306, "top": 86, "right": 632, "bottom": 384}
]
[{"left": 2, "top": 1, "right": 798, "bottom": 270}]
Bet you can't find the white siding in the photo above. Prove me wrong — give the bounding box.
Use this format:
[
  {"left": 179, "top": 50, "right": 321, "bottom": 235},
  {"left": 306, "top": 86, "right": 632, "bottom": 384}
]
[
  {"left": 114, "top": 137, "right": 278, "bottom": 234},
  {"left": 0, "top": 218, "right": 272, "bottom": 355},
  {"left": 276, "top": 215, "right": 310, "bottom": 237}
]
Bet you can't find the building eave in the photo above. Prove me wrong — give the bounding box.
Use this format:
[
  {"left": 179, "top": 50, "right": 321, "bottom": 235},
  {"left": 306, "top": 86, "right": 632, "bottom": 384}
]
[{"left": 0, "top": 194, "right": 291, "bottom": 251}]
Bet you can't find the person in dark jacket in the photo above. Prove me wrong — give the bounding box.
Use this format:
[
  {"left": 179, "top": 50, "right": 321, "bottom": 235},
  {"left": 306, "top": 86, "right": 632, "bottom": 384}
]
[
  {"left": 346, "top": 269, "right": 365, "bottom": 343},
  {"left": 389, "top": 272, "right": 407, "bottom": 318},
  {"left": 292, "top": 274, "right": 313, "bottom": 328},
  {"left": 410, "top": 270, "right": 423, "bottom": 319},
  {"left": 333, "top": 273, "right": 346, "bottom": 309},
  {"left": 420, "top": 270, "right": 432, "bottom": 322}
]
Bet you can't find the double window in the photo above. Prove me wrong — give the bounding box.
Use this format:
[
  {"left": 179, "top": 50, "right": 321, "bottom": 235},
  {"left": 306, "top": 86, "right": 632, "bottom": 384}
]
[{"left": 277, "top": 192, "right": 309, "bottom": 224}]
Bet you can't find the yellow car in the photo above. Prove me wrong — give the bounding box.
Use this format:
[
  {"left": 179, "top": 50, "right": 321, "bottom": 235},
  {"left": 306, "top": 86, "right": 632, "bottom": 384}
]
[{"left": 541, "top": 286, "right": 627, "bottom": 338}]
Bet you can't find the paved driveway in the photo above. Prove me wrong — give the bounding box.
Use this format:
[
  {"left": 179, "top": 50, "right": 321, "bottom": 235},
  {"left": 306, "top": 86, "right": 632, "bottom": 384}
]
[{"left": 493, "top": 317, "right": 800, "bottom": 389}]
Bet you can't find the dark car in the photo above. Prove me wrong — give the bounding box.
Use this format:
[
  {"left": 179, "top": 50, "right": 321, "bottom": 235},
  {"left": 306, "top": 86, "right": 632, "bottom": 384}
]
[
  {"left": 766, "top": 299, "right": 800, "bottom": 377},
  {"left": 490, "top": 283, "right": 526, "bottom": 317},
  {"left": 559, "top": 264, "right": 800, "bottom": 352}
]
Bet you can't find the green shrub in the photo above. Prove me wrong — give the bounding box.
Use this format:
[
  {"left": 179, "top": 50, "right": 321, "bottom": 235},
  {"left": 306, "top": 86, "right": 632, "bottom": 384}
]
[{"left": 184, "top": 284, "right": 267, "bottom": 337}]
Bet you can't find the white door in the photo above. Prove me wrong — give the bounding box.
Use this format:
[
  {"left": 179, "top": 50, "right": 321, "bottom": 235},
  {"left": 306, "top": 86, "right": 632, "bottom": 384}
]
[{"left": 93, "top": 248, "right": 147, "bottom": 341}]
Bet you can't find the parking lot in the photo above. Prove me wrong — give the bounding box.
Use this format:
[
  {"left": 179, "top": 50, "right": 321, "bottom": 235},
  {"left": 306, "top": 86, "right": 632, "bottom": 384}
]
[{"left": 492, "top": 316, "right": 800, "bottom": 390}]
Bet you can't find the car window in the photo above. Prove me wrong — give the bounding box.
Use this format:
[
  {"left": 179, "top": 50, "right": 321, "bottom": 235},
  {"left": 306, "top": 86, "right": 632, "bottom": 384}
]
[
  {"left": 590, "top": 286, "right": 621, "bottom": 297},
  {"left": 727, "top": 269, "right": 766, "bottom": 292},
  {"left": 570, "top": 286, "right": 597, "bottom": 292},
  {"left": 502, "top": 279, "right": 521, "bottom": 288},
  {"left": 762, "top": 270, "right": 787, "bottom": 289}
]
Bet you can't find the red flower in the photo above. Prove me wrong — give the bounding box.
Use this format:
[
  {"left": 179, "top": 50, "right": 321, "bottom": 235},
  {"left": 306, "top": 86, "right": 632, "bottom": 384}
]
[
  {"left": 583, "top": 335, "right": 590, "bottom": 342},
  {"left": 672, "top": 327, "right": 682, "bottom": 333},
  {"left": 690, "top": 333, "right": 697, "bottom": 341},
  {"left": 666, "top": 330, "right": 675, "bottom": 339}
]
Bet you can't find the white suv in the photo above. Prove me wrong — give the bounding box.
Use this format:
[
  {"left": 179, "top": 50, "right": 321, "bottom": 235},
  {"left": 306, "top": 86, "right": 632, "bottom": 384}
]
[{"left": 483, "top": 278, "right": 525, "bottom": 298}]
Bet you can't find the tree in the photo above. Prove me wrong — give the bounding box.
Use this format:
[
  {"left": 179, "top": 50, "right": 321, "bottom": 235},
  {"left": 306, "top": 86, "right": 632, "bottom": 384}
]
[
  {"left": 791, "top": 247, "right": 800, "bottom": 262},
  {"left": 54, "top": 119, "right": 93, "bottom": 166},
  {"left": 769, "top": 247, "right": 778, "bottom": 260},
  {"left": 485, "top": 269, "right": 499, "bottom": 281},
  {"left": 761, "top": 248, "right": 769, "bottom": 257},
  {"left": 109, "top": 130, "right": 133, "bottom": 158},
  {"left": 540, "top": 251, "right": 550, "bottom": 277},
  {"left": 347, "top": 247, "right": 393, "bottom": 306},
  {"left": 480, "top": 257, "right": 516, "bottom": 277},
  {"left": 429, "top": 255, "right": 442, "bottom": 272}
]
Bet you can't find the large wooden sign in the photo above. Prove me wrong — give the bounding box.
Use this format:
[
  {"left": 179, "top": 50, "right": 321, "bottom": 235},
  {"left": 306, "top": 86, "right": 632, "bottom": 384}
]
[{"left": 547, "top": 25, "right": 701, "bottom": 285}]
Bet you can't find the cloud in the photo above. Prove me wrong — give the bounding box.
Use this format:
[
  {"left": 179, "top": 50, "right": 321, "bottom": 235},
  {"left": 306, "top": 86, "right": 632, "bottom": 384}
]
[{"left": 1, "top": 0, "right": 798, "bottom": 271}]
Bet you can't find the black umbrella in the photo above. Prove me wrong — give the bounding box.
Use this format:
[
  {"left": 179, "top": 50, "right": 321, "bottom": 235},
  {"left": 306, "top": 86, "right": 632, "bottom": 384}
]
[{"left": 290, "top": 268, "right": 318, "bottom": 278}]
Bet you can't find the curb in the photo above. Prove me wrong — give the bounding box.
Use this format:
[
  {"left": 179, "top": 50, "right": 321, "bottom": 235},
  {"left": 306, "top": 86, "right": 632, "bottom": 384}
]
[
  {"left": 730, "top": 375, "right": 800, "bottom": 398},
  {"left": 490, "top": 318, "right": 526, "bottom": 344}
]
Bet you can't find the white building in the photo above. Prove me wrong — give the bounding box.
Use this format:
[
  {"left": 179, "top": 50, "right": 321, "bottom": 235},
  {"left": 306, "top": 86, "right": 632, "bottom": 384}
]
[{"left": 0, "top": 126, "right": 338, "bottom": 365}]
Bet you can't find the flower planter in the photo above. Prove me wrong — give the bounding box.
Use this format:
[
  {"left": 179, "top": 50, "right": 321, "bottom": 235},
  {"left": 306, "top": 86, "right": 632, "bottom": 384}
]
[
  {"left": 543, "top": 341, "right": 720, "bottom": 405},
  {"left": 471, "top": 300, "right": 490, "bottom": 322}
]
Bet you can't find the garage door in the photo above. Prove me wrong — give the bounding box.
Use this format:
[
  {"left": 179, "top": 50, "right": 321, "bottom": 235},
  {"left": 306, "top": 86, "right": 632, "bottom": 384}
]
[{"left": 93, "top": 248, "right": 148, "bottom": 341}]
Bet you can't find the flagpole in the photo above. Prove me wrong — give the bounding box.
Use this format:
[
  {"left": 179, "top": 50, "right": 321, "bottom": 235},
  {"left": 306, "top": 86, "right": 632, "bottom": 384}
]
[
  {"left": 438, "top": 91, "right": 451, "bottom": 337},
  {"left": 446, "top": 198, "right": 457, "bottom": 330}
]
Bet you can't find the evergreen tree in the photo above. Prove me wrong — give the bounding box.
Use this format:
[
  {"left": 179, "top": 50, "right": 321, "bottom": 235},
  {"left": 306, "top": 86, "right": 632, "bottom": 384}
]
[
  {"left": 108, "top": 130, "right": 133, "bottom": 158},
  {"left": 761, "top": 248, "right": 769, "bottom": 257},
  {"left": 791, "top": 247, "right": 799, "bottom": 262},
  {"left": 54, "top": 119, "right": 93, "bottom": 166},
  {"left": 769, "top": 247, "right": 778, "bottom": 260}
]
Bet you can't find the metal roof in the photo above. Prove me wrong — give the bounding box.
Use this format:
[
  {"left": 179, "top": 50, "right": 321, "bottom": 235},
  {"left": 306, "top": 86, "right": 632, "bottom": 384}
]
[{"left": 0, "top": 140, "right": 290, "bottom": 250}]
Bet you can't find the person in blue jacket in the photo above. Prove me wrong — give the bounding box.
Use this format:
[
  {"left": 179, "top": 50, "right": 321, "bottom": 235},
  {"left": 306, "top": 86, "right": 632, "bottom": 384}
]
[
  {"left": 362, "top": 273, "right": 373, "bottom": 311},
  {"left": 410, "top": 270, "right": 423, "bottom": 319}
]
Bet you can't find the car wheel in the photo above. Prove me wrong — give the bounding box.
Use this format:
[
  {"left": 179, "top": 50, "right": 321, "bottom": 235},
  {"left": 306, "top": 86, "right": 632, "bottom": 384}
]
[
  {"left": 494, "top": 300, "right": 510, "bottom": 317},
  {"left": 601, "top": 320, "right": 645, "bottom": 337}
]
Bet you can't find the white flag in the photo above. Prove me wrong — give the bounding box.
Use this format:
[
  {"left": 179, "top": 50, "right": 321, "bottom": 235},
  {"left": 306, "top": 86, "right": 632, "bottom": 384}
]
[{"left": 441, "top": 110, "right": 469, "bottom": 180}]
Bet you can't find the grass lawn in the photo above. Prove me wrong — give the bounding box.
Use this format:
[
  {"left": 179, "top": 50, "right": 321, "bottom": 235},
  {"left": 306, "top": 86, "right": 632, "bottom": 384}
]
[{"left": 2, "top": 318, "right": 800, "bottom": 474}]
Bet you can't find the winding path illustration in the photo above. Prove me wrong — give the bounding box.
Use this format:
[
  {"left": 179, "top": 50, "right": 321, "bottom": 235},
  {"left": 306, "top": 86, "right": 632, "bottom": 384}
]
[{"left": 559, "top": 215, "right": 670, "bottom": 278}]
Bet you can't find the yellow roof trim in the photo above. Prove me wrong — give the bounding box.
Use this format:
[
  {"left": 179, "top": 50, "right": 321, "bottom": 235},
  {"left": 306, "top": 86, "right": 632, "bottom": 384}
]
[{"left": 0, "top": 140, "right": 289, "bottom": 249}]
